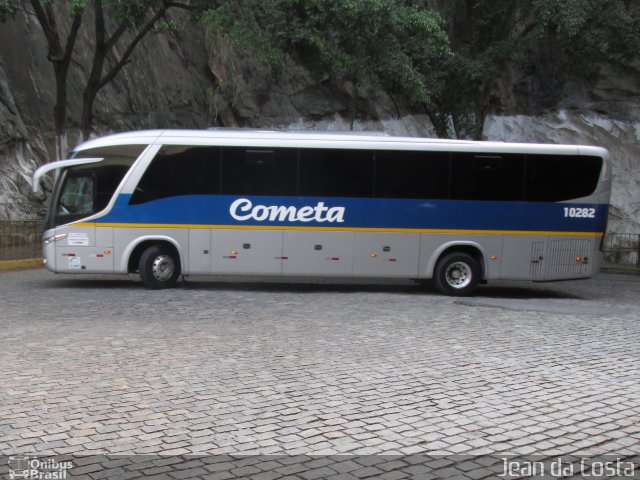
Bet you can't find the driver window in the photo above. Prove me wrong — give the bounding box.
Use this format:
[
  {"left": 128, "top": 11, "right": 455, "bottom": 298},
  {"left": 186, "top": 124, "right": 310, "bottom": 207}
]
[{"left": 59, "top": 174, "right": 95, "bottom": 215}]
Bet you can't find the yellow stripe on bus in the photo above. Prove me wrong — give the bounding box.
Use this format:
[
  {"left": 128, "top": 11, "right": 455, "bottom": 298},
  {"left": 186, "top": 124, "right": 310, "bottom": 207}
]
[{"left": 73, "top": 222, "right": 603, "bottom": 237}]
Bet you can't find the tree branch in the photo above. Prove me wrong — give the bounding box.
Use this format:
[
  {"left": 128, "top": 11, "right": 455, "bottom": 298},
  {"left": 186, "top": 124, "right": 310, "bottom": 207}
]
[
  {"left": 94, "top": 0, "right": 105, "bottom": 47},
  {"left": 104, "top": 22, "right": 128, "bottom": 52},
  {"left": 62, "top": 11, "right": 83, "bottom": 66},
  {"left": 28, "top": 0, "right": 60, "bottom": 60},
  {"left": 97, "top": 6, "right": 168, "bottom": 90}
]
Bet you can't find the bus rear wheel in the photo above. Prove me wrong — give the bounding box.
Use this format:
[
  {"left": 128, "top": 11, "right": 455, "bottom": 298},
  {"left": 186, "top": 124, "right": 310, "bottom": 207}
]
[
  {"left": 139, "top": 245, "right": 180, "bottom": 289},
  {"left": 433, "top": 252, "right": 480, "bottom": 296}
]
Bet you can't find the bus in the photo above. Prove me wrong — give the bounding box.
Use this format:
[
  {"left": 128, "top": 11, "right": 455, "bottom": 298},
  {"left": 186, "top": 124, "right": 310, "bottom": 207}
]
[{"left": 32, "top": 129, "right": 611, "bottom": 296}]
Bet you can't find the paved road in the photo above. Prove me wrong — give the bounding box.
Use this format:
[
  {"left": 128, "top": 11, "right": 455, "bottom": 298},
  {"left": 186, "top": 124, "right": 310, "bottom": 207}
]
[{"left": 1, "top": 268, "right": 639, "bottom": 461}]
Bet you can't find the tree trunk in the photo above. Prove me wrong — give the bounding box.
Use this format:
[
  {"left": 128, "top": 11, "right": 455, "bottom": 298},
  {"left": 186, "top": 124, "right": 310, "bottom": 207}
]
[
  {"left": 79, "top": 2, "right": 168, "bottom": 139},
  {"left": 81, "top": 57, "right": 105, "bottom": 140},
  {"left": 426, "top": 109, "right": 452, "bottom": 139},
  {"left": 28, "top": 1, "right": 84, "bottom": 159},
  {"left": 350, "top": 84, "right": 358, "bottom": 131},
  {"left": 53, "top": 63, "right": 69, "bottom": 159}
]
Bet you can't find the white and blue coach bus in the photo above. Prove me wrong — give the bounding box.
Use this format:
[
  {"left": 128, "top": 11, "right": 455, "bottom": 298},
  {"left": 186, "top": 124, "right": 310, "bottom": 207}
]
[{"left": 32, "top": 129, "right": 611, "bottom": 296}]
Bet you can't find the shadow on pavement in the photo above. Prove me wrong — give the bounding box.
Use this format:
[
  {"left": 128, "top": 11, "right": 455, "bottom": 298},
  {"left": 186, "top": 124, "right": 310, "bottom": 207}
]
[{"left": 38, "top": 274, "right": 579, "bottom": 299}]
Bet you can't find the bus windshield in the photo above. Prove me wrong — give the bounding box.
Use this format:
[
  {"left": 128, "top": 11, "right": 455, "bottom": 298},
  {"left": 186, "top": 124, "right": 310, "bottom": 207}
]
[{"left": 46, "top": 145, "right": 145, "bottom": 229}]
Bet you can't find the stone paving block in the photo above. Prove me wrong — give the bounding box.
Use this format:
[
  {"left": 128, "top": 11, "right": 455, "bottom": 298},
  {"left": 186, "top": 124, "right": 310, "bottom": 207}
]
[{"left": 1, "top": 268, "right": 640, "bottom": 460}]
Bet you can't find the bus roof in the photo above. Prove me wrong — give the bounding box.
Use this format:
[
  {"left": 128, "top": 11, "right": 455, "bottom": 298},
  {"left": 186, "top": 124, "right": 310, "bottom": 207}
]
[{"left": 73, "top": 129, "right": 609, "bottom": 158}]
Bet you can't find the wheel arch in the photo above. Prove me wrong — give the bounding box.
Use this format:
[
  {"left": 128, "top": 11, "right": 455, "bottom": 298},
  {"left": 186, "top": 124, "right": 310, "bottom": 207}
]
[
  {"left": 121, "top": 236, "right": 184, "bottom": 274},
  {"left": 426, "top": 241, "right": 486, "bottom": 279}
]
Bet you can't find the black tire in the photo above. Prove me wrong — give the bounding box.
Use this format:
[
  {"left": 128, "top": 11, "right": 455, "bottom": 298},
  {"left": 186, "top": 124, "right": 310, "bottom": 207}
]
[
  {"left": 433, "top": 252, "right": 481, "bottom": 296},
  {"left": 139, "top": 245, "right": 180, "bottom": 289}
]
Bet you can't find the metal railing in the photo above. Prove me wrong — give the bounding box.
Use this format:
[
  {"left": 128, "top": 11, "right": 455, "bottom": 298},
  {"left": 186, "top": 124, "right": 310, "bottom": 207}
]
[
  {"left": 602, "top": 233, "right": 640, "bottom": 268},
  {"left": 0, "top": 220, "right": 43, "bottom": 261}
]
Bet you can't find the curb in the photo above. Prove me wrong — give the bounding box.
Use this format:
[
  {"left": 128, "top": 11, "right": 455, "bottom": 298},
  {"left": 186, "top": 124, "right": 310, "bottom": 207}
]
[
  {"left": 0, "top": 258, "right": 44, "bottom": 271},
  {"left": 601, "top": 264, "right": 640, "bottom": 276}
]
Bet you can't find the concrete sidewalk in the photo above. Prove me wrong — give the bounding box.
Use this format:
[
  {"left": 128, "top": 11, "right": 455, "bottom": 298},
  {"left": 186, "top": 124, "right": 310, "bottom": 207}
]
[{"left": 0, "top": 257, "right": 43, "bottom": 271}]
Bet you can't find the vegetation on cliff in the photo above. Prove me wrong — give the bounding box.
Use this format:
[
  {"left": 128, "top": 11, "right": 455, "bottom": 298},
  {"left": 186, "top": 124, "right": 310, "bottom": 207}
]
[{"left": 1, "top": 0, "right": 639, "bottom": 147}]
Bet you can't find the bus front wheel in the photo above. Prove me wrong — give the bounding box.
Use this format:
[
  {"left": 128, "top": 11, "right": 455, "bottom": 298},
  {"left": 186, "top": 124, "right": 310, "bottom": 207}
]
[
  {"left": 139, "top": 245, "right": 180, "bottom": 289},
  {"left": 433, "top": 252, "right": 480, "bottom": 296}
]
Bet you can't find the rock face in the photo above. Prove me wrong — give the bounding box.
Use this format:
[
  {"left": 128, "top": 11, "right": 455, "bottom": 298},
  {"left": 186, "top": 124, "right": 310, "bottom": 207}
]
[{"left": 0, "top": 7, "right": 638, "bottom": 235}]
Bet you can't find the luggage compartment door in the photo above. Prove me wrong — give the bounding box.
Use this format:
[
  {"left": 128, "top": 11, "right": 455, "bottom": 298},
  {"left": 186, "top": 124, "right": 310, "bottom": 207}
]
[
  {"left": 212, "top": 229, "right": 283, "bottom": 275},
  {"left": 283, "top": 230, "right": 354, "bottom": 276},
  {"left": 353, "top": 232, "right": 420, "bottom": 277}
]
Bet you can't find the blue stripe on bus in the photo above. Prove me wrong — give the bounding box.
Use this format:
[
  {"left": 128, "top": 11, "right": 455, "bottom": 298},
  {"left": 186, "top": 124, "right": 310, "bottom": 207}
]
[{"left": 95, "top": 194, "right": 608, "bottom": 233}]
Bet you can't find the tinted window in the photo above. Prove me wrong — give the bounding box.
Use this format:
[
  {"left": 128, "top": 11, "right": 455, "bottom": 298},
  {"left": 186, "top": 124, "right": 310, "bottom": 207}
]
[
  {"left": 53, "top": 164, "right": 132, "bottom": 227},
  {"left": 96, "top": 164, "right": 131, "bottom": 211},
  {"left": 525, "top": 155, "right": 602, "bottom": 201},
  {"left": 130, "top": 147, "right": 220, "bottom": 204},
  {"left": 451, "top": 153, "right": 525, "bottom": 201},
  {"left": 300, "top": 149, "right": 374, "bottom": 197},
  {"left": 375, "top": 151, "right": 449, "bottom": 199},
  {"left": 58, "top": 172, "right": 95, "bottom": 216},
  {"left": 221, "top": 147, "right": 297, "bottom": 196},
  {"left": 48, "top": 146, "right": 139, "bottom": 229}
]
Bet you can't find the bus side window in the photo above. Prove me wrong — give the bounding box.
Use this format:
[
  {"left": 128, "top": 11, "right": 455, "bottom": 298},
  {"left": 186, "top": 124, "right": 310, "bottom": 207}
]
[
  {"left": 451, "top": 153, "right": 525, "bottom": 201},
  {"left": 221, "top": 147, "right": 297, "bottom": 196},
  {"left": 130, "top": 147, "right": 221, "bottom": 204},
  {"left": 299, "top": 149, "right": 374, "bottom": 197},
  {"left": 525, "top": 155, "right": 602, "bottom": 201},
  {"left": 375, "top": 151, "right": 449, "bottom": 199}
]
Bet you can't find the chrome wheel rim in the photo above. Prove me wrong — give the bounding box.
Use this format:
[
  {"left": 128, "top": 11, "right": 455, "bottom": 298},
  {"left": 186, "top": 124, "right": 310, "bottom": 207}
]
[
  {"left": 151, "top": 254, "right": 174, "bottom": 282},
  {"left": 444, "top": 261, "right": 472, "bottom": 289}
]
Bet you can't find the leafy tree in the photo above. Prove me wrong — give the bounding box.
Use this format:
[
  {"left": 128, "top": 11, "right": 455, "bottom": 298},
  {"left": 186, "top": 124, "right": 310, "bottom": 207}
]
[
  {"left": 423, "top": 0, "right": 522, "bottom": 138},
  {"left": 205, "top": 0, "right": 452, "bottom": 129},
  {"left": 1, "top": 0, "right": 195, "bottom": 159},
  {"left": 0, "top": 0, "right": 17, "bottom": 19},
  {"left": 525, "top": 0, "right": 640, "bottom": 87},
  {"left": 5, "top": 0, "right": 637, "bottom": 147},
  {"left": 430, "top": 0, "right": 640, "bottom": 139},
  {"left": 80, "top": 0, "right": 198, "bottom": 142}
]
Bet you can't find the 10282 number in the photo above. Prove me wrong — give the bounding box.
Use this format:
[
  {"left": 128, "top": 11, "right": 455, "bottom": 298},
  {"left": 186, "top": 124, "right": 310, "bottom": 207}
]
[{"left": 564, "top": 207, "right": 596, "bottom": 218}]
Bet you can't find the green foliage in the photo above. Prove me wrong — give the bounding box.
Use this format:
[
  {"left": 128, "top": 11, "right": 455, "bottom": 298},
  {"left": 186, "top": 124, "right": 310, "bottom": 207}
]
[
  {"left": 204, "top": 0, "right": 452, "bottom": 108},
  {"left": 527, "top": 0, "right": 640, "bottom": 80},
  {"left": 203, "top": 1, "right": 286, "bottom": 67},
  {"left": 103, "top": 0, "right": 166, "bottom": 26},
  {"left": 2, "top": 0, "right": 638, "bottom": 139},
  {"left": 203, "top": 0, "right": 639, "bottom": 138},
  {"left": 425, "top": 0, "right": 518, "bottom": 138},
  {"left": 0, "top": 0, "right": 17, "bottom": 21},
  {"left": 429, "top": 0, "right": 640, "bottom": 138},
  {"left": 290, "top": 0, "right": 451, "bottom": 104},
  {"left": 69, "top": 0, "right": 88, "bottom": 17}
]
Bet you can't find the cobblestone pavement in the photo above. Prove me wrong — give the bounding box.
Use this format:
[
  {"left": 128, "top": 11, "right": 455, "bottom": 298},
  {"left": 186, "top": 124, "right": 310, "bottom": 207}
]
[{"left": 1, "top": 268, "right": 639, "bottom": 460}]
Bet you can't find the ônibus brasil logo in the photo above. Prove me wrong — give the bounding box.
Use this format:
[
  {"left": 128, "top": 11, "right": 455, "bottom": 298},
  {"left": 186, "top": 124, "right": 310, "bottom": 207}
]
[
  {"left": 8, "top": 456, "right": 73, "bottom": 479},
  {"left": 230, "top": 198, "right": 345, "bottom": 223}
]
